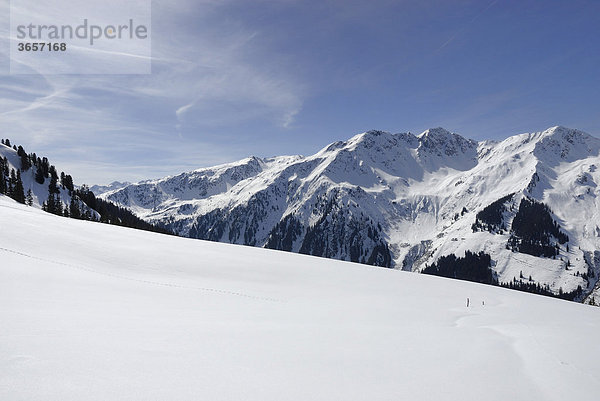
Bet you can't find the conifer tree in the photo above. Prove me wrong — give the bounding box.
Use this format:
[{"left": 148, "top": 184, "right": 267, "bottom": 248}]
[
  {"left": 40, "top": 157, "right": 49, "bottom": 177},
  {"left": 12, "top": 170, "right": 25, "bottom": 204},
  {"left": 49, "top": 165, "right": 58, "bottom": 181},
  {"left": 69, "top": 197, "right": 81, "bottom": 219},
  {"left": 26, "top": 189, "right": 33, "bottom": 206},
  {"left": 63, "top": 174, "right": 74, "bottom": 193},
  {"left": 0, "top": 157, "right": 6, "bottom": 195},
  {"left": 45, "top": 169, "right": 63, "bottom": 215},
  {"left": 45, "top": 193, "right": 63, "bottom": 215},
  {"left": 35, "top": 166, "right": 45, "bottom": 184},
  {"left": 2, "top": 157, "right": 8, "bottom": 178},
  {"left": 17, "top": 146, "right": 31, "bottom": 171},
  {"left": 48, "top": 174, "right": 60, "bottom": 195},
  {"left": 8, "top": 168, "right": 16, "bottom": 198}
]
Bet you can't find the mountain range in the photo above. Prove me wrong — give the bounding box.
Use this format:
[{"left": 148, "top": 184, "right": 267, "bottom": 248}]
[{"left": 92, "top": 126, "right": 600, "bottom": 302}]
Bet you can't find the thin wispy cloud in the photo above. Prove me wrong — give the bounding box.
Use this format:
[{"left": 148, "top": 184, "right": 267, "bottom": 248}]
[
  {"left": 0, "top": 0, "right": 307, "bottom": 183},
  {"left": 436, "top": 0, "right": 499, "bottom": 52},
  {"left": 0, "top": 0, "right": 598, "bottom": 185}
]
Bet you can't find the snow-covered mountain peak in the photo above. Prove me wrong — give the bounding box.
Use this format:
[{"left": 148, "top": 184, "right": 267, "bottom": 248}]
[
  {"left": 418, "top": 127, "right": 477, "bottom": 152},
  {"left": 361, "top": 129, "right": 389, "bottom": 138},
  {"left": 189, "top": 155, "right": 264, "bottom": 176},
  {"left": 90, "top": 181, "right": 131, "bottom": 196},
  {"left": 531, "top": 126, "right": 600, "bottom": 164},
  {"left": 321, "top": 128, "right": 479, "bottom": 163},
  {"left": 414, "top": 127, "right": 478, "bottom": 171},
  {"left": 534, "top": 126, "right": 598, "bottom": 146},
  {"left": 343, "top": 130, "right": 398, "bottom": 150},
  {"left": 418, "top": 126, "right": 452, "bottom": 139}
]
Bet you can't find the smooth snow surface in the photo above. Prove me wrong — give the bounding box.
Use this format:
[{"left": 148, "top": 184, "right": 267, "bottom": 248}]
[{"left": 1, "top": 195, "right": 599, "bottom": 401}]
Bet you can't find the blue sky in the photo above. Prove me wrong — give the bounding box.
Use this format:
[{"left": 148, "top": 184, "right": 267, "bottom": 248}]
[{"left": 1, "top": 0, "right": 599, "bottom": 184}]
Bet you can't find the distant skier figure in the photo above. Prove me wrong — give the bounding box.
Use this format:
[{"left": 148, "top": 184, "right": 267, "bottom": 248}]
[{"left": 466, "top": 297, "right": 470, "bottom": 307}]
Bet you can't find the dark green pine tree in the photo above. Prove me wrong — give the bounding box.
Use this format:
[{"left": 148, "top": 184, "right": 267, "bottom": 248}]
[
  {"left": 69, "top": 197, "right": 81, "bottom": 219},
  {"left": 26, "top": 189, "right": 34, "bottom": 206},
  {"left": 63, "top": 174, "right": 74, "bottom": 194},
  {"left": 2, "top": 157, "right": 8, "bottom": 177},
  {"left": 0, "top": 157, "right": 7, "bottom": 195},
  {"left": 34, "top": 166, "right": 45, "bottom": 184},
  {"left": 8, "top": 168, "right": 16, "bottom": 198},
  {"left": 45, "top": 172, "right": 63, "bottom": 215},
  {"left": 48, "top": 173, "right": 60, "bottom": 195},
  {"left": 55, "top": 196, "right": 64, "bottom": 215},
  {"left": 48, "top": 165, "right": 58, "bottom": 182},
  {"left": 17, "top": 146, "right": 32, "bottom": 171},
  {"left": 10, "top": 169, "right": 26, "bottom": 204},
  {"left": 45, "top": 193, "right": 63, "bottom": 215},
  {"left": 38, "top": 157, "right": 48, "bottom": 178}
]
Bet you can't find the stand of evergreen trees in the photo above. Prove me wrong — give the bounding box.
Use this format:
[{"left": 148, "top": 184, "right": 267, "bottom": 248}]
[
  {"left": 2, "top": 138, "right": 172, "bottom": 236},
  {"left": 422, "top": 249, "right": 584, "bottom": 302},
  {"left": 501, "top": 278, "right": 583, "bottom": 301},
  {"left": 422, "top": 251, "right": 498, "bottom": 285},
  {"left": 472, "top": 193, "right": 514, "bottom": 233},
  {"left": 508, "top": 197, "right": 569, "bottom": 257},
  {"left": 0, "top": 155, "right": 25, "bottom": 204},
  {"left": 74, "top": 185, "right": 173, "bottom": 235}
]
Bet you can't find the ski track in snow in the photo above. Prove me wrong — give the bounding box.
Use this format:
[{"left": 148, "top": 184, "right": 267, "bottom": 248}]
[{"left": 0, "top": 246, "right": 282, "bottom": 303}]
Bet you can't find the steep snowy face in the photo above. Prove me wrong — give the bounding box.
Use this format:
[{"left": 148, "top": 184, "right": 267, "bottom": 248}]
[
  {"left": 307, "top": 130, "right": 422, "bottom": 187},
  {"left": 103, "top": 156, "right": 300, "bottom": 215},
  {"left": 0, "top": 142, "right": 95, "bottom": 216},
  {"left": 306, "top": 128, "right": 478, "bottom": 189},
  {"left": 100, "top": 127, "right": 600, "bottom": 300},
  {"left": 533, "top": 126, "right": 600, "bottom": 164},
  {"left": 416, "top": 127, "right": 478, "bottom": 171}
]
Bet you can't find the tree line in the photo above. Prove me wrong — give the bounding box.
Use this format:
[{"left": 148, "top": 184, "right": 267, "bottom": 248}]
[
  {"left": 1, "top": 138, "right": 172, "bottom": 236},
  {"left": 422, "top": 249, "right": 584, "bottom": 302}
]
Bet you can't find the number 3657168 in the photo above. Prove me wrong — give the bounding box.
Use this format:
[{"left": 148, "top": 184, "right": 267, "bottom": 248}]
[{"left": 17, "top": 42, "right": 67, "bottom": 51}]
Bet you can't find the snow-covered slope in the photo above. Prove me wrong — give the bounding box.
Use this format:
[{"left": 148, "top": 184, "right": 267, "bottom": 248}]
[
  {"left": 1, "top": 142, "right": 67, "bottom": 209},
  {"left": 0, "top": 141, "right": 98, "bottom": 218},
  {"left": 100, "top": 126, "right": 600, "bottom": 300},
  {"left": 1, "top": 194, "right": 599, "bottom": 401}
]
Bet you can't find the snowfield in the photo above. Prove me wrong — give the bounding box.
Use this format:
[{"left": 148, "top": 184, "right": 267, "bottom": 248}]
[{"left": 1, "top": 195, "right": 599, "bottom": 401}]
